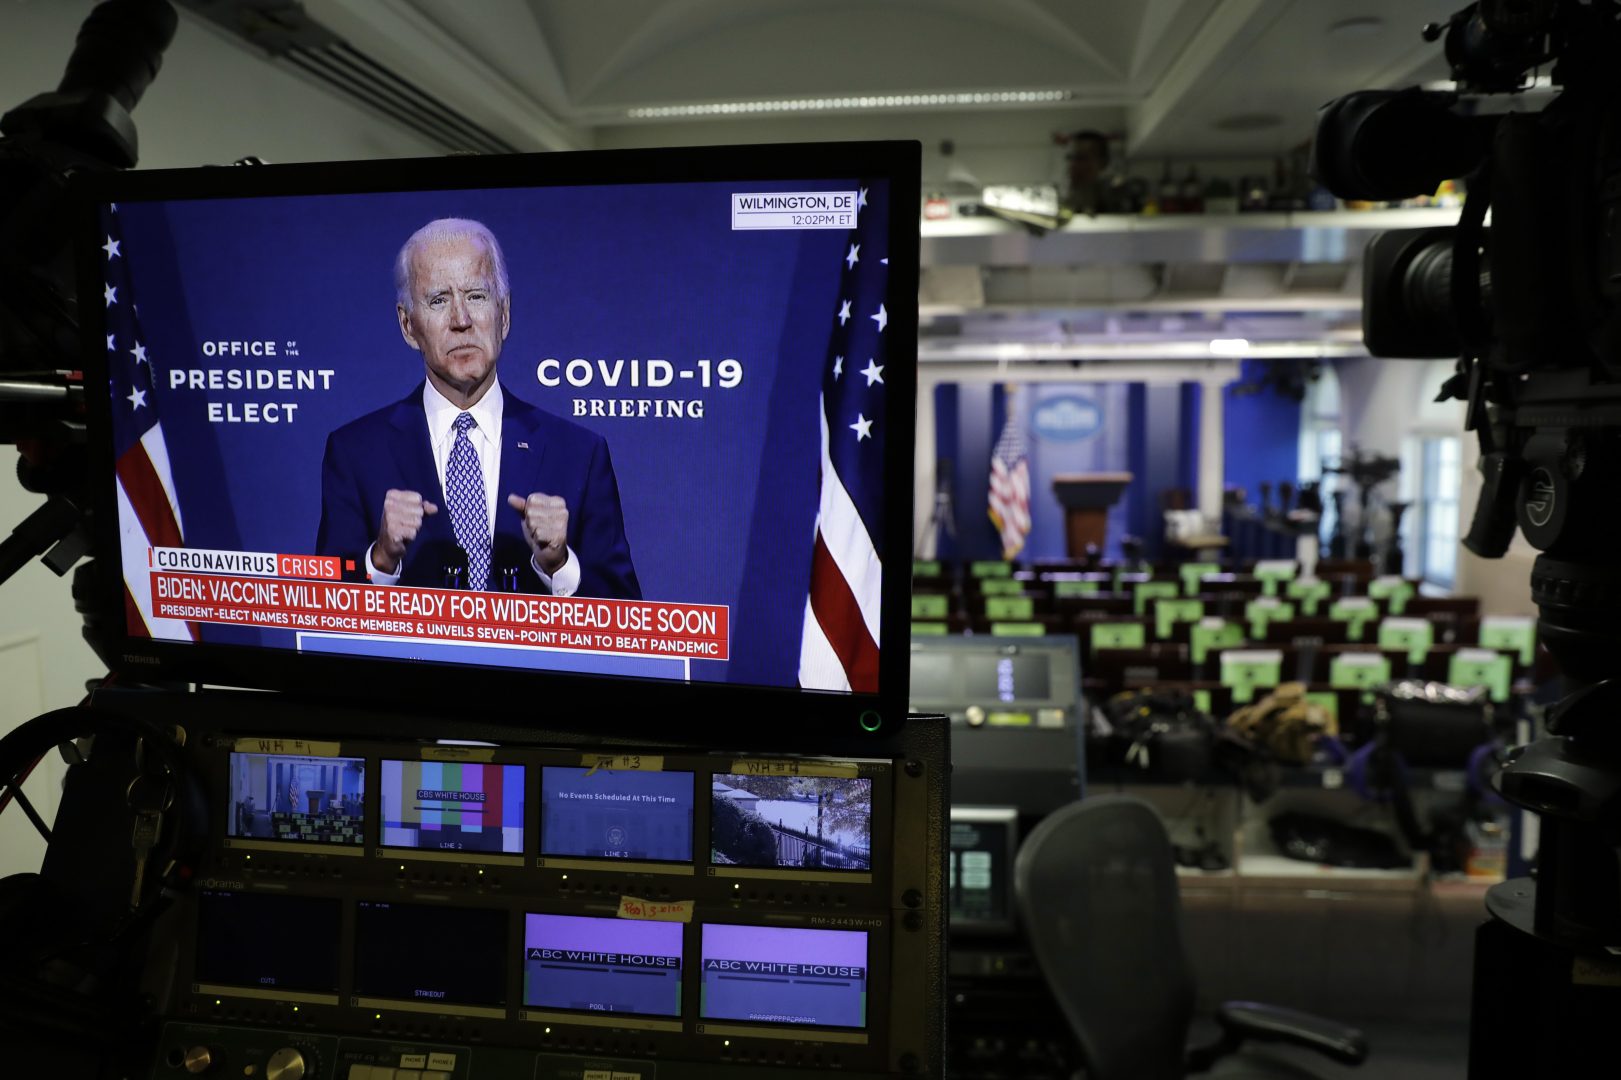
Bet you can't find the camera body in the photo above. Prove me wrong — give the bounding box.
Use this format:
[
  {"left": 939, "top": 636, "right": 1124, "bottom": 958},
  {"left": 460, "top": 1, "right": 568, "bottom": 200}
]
[{"left": 1317, "top": 4, "right": 1621, "bottom": 1073}]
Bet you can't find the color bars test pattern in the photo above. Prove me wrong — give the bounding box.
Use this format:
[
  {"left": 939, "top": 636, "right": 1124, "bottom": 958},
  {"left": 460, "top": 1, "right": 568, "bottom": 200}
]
[{"left": 380, "top": 760, "right": 525, "bottom": 854}]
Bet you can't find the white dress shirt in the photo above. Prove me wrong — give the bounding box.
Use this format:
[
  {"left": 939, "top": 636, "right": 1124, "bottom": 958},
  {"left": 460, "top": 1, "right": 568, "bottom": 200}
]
[{"left": 365, "top": 381, "right": 580, "bottom": 594}]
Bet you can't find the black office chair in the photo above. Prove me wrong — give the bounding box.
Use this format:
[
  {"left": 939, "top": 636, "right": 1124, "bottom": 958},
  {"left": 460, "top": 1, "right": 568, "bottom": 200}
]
[{"left": 1014, "top": 795, "right": 1369, "bottom": 1079}]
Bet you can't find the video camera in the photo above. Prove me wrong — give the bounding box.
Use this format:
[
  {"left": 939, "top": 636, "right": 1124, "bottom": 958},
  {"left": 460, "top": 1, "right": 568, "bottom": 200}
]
[
  {"left": 0, "top": 0, "right": 177, "bottom": 632},
  {"left": 1317, "top": 2, "right": 1621, "bottom": 1072}
]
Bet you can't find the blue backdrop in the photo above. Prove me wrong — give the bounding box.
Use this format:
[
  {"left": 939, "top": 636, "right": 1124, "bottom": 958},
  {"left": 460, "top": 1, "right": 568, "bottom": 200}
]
[{"left": 112, "top": 178, "right": 887, "bottom": 688}]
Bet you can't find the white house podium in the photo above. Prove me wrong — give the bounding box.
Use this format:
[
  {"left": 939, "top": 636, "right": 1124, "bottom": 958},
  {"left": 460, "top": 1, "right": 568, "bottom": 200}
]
[{"left": 1052, "top": 472, "right": 1133, "bottom": 557}]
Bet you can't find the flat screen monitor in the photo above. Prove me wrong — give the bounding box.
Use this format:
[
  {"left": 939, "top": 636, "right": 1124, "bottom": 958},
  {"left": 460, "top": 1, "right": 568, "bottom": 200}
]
[
  {"left": 539, "top": 766, "right": 694, "bottom": 863},
  {"left": 80, "top": 143, "right": 919, "bottom": 729},
  {"left": 194, "top": 890, "right": 341, "bottom": 998},
  {"left": 699, "top": 923, "right": 869, "bottom": 1029},
  {"left": 948, "top": 806, "right": 1018, "bottom": 935},
  {"left": 379, "top": 759, "right": 525, "bottom": 856},
  {"left": 354, "top": 900, "right": 508, "bottom": 1011},
  {"left": 226, "top": 750, "right": 365, "bottom": 847},
  {"left": 522, "top": 912, "right": 683, "bottom": 1019},
  {"left": 710, "top": 773, "right": 872, "bottom": 871}
]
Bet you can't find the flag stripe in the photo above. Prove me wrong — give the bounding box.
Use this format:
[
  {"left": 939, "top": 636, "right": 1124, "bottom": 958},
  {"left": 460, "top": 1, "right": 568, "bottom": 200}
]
[
  {"left": 140, "top": 426, "right": 185, "bottom": 536},
  {"left": 117, "top": 475, "right": 198, "bottom": 641},
  {"left": 116, "top": 445, "right": 184, "bottom": 551},
  {"left": 814, "top": 407, "right": 882, "bottom": 644},
  {"left": 798, "top": 598, "right": 852, "bottom": 692},
  {"left": 807, "top": 534, "right": 879, "bottom": 692}
]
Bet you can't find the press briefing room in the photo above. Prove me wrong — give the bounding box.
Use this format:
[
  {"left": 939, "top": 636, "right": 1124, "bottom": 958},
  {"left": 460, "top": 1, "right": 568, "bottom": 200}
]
[{"left": 0, "top": 2, "right": 1612, "bottom": 1079}]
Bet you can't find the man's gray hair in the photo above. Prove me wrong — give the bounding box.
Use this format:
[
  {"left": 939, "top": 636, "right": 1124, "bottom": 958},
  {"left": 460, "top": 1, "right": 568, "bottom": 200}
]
[{"left": 394, "top": 217, "right": 510, "bottom": 311}]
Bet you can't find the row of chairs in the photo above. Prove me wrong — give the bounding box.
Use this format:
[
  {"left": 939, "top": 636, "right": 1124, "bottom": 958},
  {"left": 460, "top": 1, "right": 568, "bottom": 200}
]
[{"left": 916, "top": 556, "right": 1383, "bottom": 584}]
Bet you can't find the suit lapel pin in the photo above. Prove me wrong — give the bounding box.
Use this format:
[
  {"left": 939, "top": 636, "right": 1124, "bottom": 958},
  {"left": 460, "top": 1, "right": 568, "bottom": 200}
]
[{"left": 517, "top": 441, "right": 529, "bottom": 450}]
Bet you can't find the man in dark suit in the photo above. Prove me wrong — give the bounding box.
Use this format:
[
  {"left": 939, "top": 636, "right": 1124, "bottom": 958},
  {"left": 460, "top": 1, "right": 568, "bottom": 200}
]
[{"left": 316, "top": 218, "right": 640, "bottom": 599}]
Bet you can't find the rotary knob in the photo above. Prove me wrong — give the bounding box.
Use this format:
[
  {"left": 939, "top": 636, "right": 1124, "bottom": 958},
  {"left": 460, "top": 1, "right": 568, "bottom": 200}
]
[
  {"left": 265, "top": 1047, "right": 306, "bottom": 1080},
  {"left": 182, "top": 1046, "right": 214, "bottom": 1074}
]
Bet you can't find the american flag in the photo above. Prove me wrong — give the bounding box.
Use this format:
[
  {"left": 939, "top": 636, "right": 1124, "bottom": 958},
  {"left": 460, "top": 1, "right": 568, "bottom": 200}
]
[
  {"left": 988, "top": 385, "right": 1032, "bottom": 559},
  {"left": 102, "top": 203, "right": 195, "bottom": 640},
  {"left": 798, "top": 185, "right": 888, "bottom": 693}
]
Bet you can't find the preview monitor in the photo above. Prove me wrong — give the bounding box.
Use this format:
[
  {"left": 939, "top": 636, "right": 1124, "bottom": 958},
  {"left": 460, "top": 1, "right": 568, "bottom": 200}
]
[
  {"left": 194, "top": 890, "right": 341, "bottom": 998},
  {"left": 522, "top": 913, "right": 683, "bottom": 1019},
  {"left": 380, "top": 759, "right": 525, "bottom": 857},
  {"left": 354, "top": 901, "right": 508, "bottom": 1012},
  {"left": 699, "top": 923, "right": 868, "bottom": 1029},
  {"left": 710, "top": 772, "right": 872, "bottom": 871},
  {"left": 948, "top": 806, "right": 1018, "bottom": 935},
  {"left": 540, "top": 766, "right": 694, "bottom": 863},
  {"left": 82, "top": 145, "right": 918, "bottom": 727},
  {"left": 226, "top": 750, "right": 365, "bottom": 848}
]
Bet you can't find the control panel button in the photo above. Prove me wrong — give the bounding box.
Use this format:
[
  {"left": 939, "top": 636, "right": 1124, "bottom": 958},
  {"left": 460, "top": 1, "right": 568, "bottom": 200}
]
[
  {"left": 346, "top": 1068, "right": 374, "bottom": 1080},
  {"left": 397, "top": 1072, "right": 421, "bottom": 1080},
  {"left": 421, "top": 1073, "right": 451, "bottom": 1080},
  {"left": 584, "top": 1071, "right": 614, "bottom": 1080},
  {"left": 182, "top": 1045, "right": 214, "bottom": 1074},
  {"left": 425, "top": 1053, "right": 456, "bottom": 1071},
  {"left": 399, "top": 1056, "right": 427, "bottom": 1069},
  {"left": 369, "top": 1070, "right": 397, "bottom": 1080}
]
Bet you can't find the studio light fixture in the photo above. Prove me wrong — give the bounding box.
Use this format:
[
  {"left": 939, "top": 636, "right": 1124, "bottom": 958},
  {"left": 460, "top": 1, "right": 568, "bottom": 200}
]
[{"left": 626, "top": 89, "right": 1074, "bottom": 120}]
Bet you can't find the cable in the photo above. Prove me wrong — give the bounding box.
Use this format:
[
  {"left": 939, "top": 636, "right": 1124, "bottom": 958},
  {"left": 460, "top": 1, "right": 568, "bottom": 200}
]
[
  {"left": 6, "top": 782, "right": 51, "bottom": 843},
  {"left": 0, "top": 751, "right": 45, "bottom": 815}
]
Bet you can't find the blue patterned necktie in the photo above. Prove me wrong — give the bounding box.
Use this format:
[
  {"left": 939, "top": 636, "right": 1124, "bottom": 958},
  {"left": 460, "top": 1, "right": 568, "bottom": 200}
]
[{"left": 445, "top": 411, "right": 490, "bottom": 590}]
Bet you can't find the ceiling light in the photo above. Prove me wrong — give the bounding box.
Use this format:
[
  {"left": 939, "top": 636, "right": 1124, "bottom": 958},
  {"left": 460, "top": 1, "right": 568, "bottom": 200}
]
[
  {"left": 1209, "top": 338, "right": 1251, "bottom": 355},
  {"left": 625, "top": 89, "right": 1074, "bottom": 120}
]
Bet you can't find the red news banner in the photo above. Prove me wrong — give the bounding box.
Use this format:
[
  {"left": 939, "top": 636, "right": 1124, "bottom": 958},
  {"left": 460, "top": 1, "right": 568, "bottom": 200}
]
[{"left": 146, "top": 547, "right": 728, "bottom": 659}]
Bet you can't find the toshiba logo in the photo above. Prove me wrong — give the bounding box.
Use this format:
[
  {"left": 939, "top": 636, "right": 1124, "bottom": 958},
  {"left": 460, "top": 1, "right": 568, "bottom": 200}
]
[{"left": 121, "top": 654, "right": 160, "bottom": 665}]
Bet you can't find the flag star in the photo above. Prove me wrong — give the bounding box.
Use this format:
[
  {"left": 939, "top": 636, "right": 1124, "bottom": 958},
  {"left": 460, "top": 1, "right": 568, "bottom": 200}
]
[
  {"left": 858, "top": 187, "right": 868, "bottom": 209},
  {"left": 833, "top": 355, "right": 844, "bottom": 379},
  {"left": 860, "top": 358, "right": 884, "bottom": 386},
  {"left": 849, "top": 413, "right": 873, "bottom": 441},
  {"left": 104, "top": 283, "right": 117, "bottom": 306},
  {"left": 870, "top": 303, "right": 887, "bottom": 332},
  {"left": 106, "top": 333, "right": 115, "bottom": 351},
  {"left": 127, "top": 387, "right": 147, "bottom": 410},
  {"left": 837, "top": 299, "right": 852, "bottom": 325},
  {"left": 846, "top": 243, "right": 860, "bottom": 269},
  {"left": 109, "top": 202, "right": 117, "bottom": 212},
  {"left": 102, "top": 236, "right": 121, "bottom": 259},
  {"left": 131, "top": 341, "right": 148, "bottom": 364},
  {"left": 881, "top": 257, "right": 889, "bottom": 265}
]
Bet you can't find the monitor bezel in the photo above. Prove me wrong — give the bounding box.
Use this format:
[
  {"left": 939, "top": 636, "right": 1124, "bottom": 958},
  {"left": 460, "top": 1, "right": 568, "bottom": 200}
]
[{"left": 76, "top": 141, "right": 919, "bottom": 731}]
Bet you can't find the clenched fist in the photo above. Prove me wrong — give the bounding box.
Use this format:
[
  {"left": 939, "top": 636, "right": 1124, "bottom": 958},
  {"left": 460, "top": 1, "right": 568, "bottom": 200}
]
[
  {"left": 374, "top": 489, "right": 438, "bottom": 573},
  {"left": 508, "top": 492, "right": 568, "bottom": 574}
]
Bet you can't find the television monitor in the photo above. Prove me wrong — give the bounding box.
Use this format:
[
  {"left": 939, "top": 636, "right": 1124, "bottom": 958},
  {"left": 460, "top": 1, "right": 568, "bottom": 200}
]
[
  {"left": 699, "top": 923, "right": 868, "bottom": 1029},
  {"left": 710, "top": 772, "right": 872, "bottom": 872},
  {"left": 521, "top": 912, "right": 684, "bottom": 1020},
  {"left": 225, "top": 750, "right": 365, "bottom": 851},
  {"left": 539, "top": 766, "right": 695, "bottom": 866},
  {"left": 353, "top": 901, "right": 508, "bottom": 1013},
  {"left": 379, "top": 759, "right": 525, "bottom": 859},
  {"left": 80, "top": 143, "right": 919, "bottom": 730},
  {"left": 194, "top": 890, "right": 341, "bottom": 1000},
  {"left": 948, "top": 806, "right": 1019, "bottom": 935}
]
